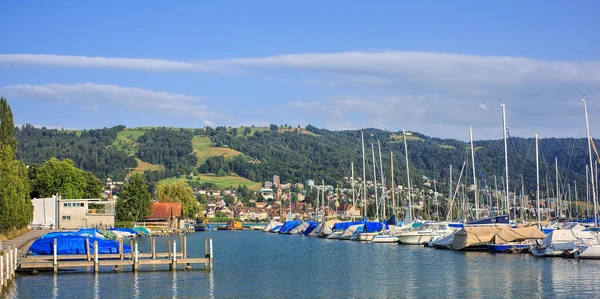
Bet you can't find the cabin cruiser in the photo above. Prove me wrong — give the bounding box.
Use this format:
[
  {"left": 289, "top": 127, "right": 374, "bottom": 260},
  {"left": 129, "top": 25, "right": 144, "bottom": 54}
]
[{"left": 397, "top": 223, "right": 454, "bottom": 245}]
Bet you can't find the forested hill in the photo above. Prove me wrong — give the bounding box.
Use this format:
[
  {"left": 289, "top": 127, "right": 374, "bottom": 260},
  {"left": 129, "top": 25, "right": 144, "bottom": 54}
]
[{"left": 14, "top": 124, "right": 600, "bottom": 196}]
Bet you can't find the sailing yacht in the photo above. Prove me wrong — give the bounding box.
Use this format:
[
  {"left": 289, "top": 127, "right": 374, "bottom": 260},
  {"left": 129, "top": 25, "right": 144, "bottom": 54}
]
[{"left": 397, "top": 222, "right": 454, "bottom": 245}]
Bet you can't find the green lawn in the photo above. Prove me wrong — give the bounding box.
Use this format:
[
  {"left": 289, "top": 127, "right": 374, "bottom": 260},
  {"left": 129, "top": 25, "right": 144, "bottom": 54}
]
[{"left": 159, "top": 174, "right": 261, "bottom": 190}]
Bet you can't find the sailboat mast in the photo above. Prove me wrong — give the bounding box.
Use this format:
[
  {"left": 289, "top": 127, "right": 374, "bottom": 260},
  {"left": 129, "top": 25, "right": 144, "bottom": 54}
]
[
  {"left": 583, "top": 98, "right": 598, "bottom": 225},
  {"left": 536, "top": 132, "right": 541, "bottom": 228},
  {"left": 587, "top": 165, "right": 590, "bottom": 219},
  {"left": 361, "top": 132, "right": 367, "bottom": 219},
  {"left": 449, "top": 165, "right": 453, "bottom": 219},
  {"left": 391, "top": 152, "right": 396, "bottom": 220},
  {"left": 521, "top": 174, "right": 525, "bottom": 222},
  {"left": 403, "top": 129, "right": 413, "bottom": 224},
  {"left": 371, "top": 143, "right": 378, "bottom": 220},
  {"left": 575, "top": 181, "right": 579, "bottom": 220},
  {"left": 555, "top": 157, "right": 560, "bottom": 219},
  {"left": 351, "top": 162, "right": 355, "bottom": 221},
  {"left": 501, "top": 104, "right": 510, "bottom": 221},
  {"left": 322, "top": 179, "right": 325, "bottom": 220},
  {"left": 470, "top": 125, "right": 478, "bottom": 219},
  {"left": 377, "top": 140, "right": 386, "bottom": 220}
]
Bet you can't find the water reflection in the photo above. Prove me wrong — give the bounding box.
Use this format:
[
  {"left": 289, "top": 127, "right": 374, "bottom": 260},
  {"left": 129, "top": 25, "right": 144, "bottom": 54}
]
[
  {"left": 93, "top": 272, "right": 99, "bottom": 299},
  {"left": 209, "top": 269, "right": 215, "bottom": 299},
  {"left": 53, "top": 273, "right": 58, "bottom": 299},
  {"left": 134, "top": 270, "right": 140, "bottom": 299},
  {"left": 172, "top": 269, "right": 177, "bottom": 299}
]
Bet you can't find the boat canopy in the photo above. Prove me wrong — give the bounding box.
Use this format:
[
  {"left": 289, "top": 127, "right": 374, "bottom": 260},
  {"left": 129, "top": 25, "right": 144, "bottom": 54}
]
[
  {"left": 386, "top": 216, "right": 396, "bottom": 225},
  {"left": 289, "top": 221, "right": 310, "bottom": 234},
  {"left": 540, "top": 229, "right": 595, "bottom": 249},
  {"left": 134, "top": 227, "right": 151, "bottom": 235},
  {"left": 278, "top": 220, "right": 303, "bottom": 234},
  {"left": 453, "top": 226, "right": 507, "bottom": 250},
  {"left": 109, "top": 228, "right": 139, "bottom": 235},
  {"left": 29, "top": 236, "right": 130, "bottom": 255},
  {"left": 302, "top": 221, "right": 319, "bottom": 235},
  {"left": 314, "top": 219, "right": 341, "bottom": 237},
  {"left": 492, "top": 226, "right": 545, "bottom": 244}
]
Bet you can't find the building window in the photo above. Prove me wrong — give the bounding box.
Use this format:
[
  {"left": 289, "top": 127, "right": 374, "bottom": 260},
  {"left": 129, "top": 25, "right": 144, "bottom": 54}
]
[
  {"left": 64, "top": 203, "right": 68, "bottom": 207},
  {"left": 62, "top": 216, "right": 71, "bottom": 220}
]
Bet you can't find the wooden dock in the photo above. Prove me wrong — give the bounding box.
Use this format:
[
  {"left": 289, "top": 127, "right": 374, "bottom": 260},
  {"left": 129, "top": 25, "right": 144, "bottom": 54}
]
[{"left": 18, "top": 236, "right": 213, "bottom": 273}]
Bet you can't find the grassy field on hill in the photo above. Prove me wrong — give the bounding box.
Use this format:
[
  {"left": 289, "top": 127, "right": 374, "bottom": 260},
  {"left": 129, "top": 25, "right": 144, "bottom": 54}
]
[
  {"left": 159, "top": 173, "right": 261, "bottom": 190},
  {"left": 131, "top": 158, "right": 163, "bottom": 174},
  {"left": 113, "top": 129, "right": 146, "bottom": 155},
  {"left": 192, "top": 135, "right": 242, "bottom": 166}
]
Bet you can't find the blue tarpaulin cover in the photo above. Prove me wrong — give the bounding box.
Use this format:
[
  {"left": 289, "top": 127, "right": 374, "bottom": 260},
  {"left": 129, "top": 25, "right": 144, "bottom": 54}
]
[
  {"left": 364, "top": 221, "right": 388, "bottom": 232},
  {"left": 301, "top": 221, "right": 319, "bottom": 235},
  {"left": 29, "top": 236, "right": 131, "bottom": 255},
  {"left": 278, "top": 220, "right": 303, "bottom": 234},
  {"left": 332, "top": 218, "right": 366, "bottom": 231}
]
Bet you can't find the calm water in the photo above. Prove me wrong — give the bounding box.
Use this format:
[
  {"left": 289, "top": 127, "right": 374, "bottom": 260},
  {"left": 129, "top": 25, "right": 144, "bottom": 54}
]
[{"left": 6, "top": 231, "right": 600, "bottom": 298}]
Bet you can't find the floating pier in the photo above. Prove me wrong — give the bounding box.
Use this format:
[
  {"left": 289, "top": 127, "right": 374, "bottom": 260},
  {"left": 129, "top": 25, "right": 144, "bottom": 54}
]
[{"left": 18, "top": 236, "right": 213, "bottom": 273}]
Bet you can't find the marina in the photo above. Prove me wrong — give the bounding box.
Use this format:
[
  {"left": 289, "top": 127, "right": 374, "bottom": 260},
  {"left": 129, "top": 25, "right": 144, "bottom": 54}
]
[{"left": 5, "top": 230, "right": 600, "bottom": 298}]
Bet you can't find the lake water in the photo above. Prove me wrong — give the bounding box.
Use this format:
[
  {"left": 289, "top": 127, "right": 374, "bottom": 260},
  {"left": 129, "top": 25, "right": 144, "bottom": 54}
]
[{"left": 5, "top": 230, "right": 600, "bottom": 298}]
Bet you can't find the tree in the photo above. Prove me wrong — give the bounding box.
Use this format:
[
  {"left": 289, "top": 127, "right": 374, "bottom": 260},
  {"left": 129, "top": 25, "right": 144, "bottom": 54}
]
[
  {"left": 156, "top": 181, "right": 199, "bottom": 218},
  {"left": 116, "top": 174, "right": 152, "bottom": 222},
  {"left": 31, "top": 157, "right": 91, "bottom": 199},
  {"left": 270, "top": 124, "right": 278, "bottom": 131},
  {"left": 223, "top": 194, "right": 235, "bottom": 206},
  {"left": 0, "top": 98, "right": 33, "bottom": 234},
  {"left": 83, "top": 171, "right": 103, "bottom": 198},
  {"left": 243, "top": 127, "right": 251, "bottom": 135}
]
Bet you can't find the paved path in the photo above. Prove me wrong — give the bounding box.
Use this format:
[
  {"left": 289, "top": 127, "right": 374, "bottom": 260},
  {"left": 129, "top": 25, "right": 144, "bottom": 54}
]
[{"left": 2, "top": 229, "right": 60, "bottom": 253}]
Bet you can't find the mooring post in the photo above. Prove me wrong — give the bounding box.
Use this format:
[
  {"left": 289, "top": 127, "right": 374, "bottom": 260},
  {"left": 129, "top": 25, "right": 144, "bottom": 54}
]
[
  {"left": 119, "top": 238, "right": 124, "bottom": 260},
  {"left": 86, "top": 238, "right": 90, "bottom": 261},
  {"left": 184, "top": 235, "right": 191, "bottom": 269},
  {"left": 132, "top": 242, "right": 139, "bottom": 272},
  {"left": 12, "top": 247, "right": 17, "bottom": 279},
  {"left": 151, "top": 237, "right": 156, "bottom": 259},
  {"left": 94, "top": 240, "right": 99, "bottom": 273},
  {"left": 170, "top": 240, "right": 176, "bottom": 271},
  {"left": 168, "top": 238, "right": 172, "bottom": 259},
  {"left": 204, "top": 238, "right": 209, "bottom": 269},
  {"left": 53, "top": 238, "right": 58, "bottom": 273},
  {"left": 129, "top": 239, "right": 134, "bottom": 261},
  {"left": 7, "top": 247, "right": 12, "bottom": 280},
  {"left": 209, "top": 238, "right": 213, "bottom": 270}
]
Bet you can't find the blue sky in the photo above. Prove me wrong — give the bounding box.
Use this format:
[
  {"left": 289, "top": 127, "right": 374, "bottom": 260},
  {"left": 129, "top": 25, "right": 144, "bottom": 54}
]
[{"left": 1, "top": 1, "right": 599, "bottom": 140}]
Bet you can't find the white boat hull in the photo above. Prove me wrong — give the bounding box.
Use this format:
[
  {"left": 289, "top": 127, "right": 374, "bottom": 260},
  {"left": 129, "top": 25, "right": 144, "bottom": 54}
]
[
  {"left": 371, "top": 235, "right": 398, "bottom": 243},
  {"left": 398, "top": 233, "right": 433, "bottom": 245},
  {"left": 577, "top": 245, "right": 600, "bottom": 259},
  {"left": 327, "top": 232, "right": 344, "bottom": 239}
]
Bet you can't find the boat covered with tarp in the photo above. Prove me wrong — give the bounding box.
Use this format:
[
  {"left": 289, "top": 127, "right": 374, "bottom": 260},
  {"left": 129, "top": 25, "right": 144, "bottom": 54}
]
[
  {"left": 313, "top": 219, "right": 341, "bottom": 238},
  {"left": 278, "top": 220, "right": 303, "bottom": 234},
  {"left": 301, "top": 221, "right": 319, "bottom": 236},
  {"left": 29, "top": 236, "right": 131, "bottom": 255},
  {"left": 134, "top": 227, "right": 151, "bottom": 236},
  {"left": 453, "top": 226, "right": 507, "bottom": 251},
  {"left": 263, "top": 220, "right": 283, "bottom": 232},
  {"left": 109, "top": 227, "right": 139, "bottom": 237},
  {"left": 289, "top": 221, "right": 311, "bottom": 234},
  {"left": 531, "top": 227, "right": 595, "bottom": 257},
  {"left": 486, "top": 226, "right": 546, "bottom": 253}
]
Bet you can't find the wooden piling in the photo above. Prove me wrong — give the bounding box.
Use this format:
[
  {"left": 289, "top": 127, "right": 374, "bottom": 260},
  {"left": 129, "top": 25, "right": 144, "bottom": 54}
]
[
  {"left": 168, "top": 238, "right": 172, "bottom": 259},
  {"left": 53, "top": 238, "right": 58, "bottom": 273},
  {"left": 7, "top": 248, "right": 11, "bottom": 280},
  {"left": 12, "top": 247, "right": 17, "bottom": 279},
  {"left": 151, "top": 237, "right": 156, "bottom": 259},
  {"left": 86, "top": 238, "right": 90, "bottom": 261},
  {"left": 132, "top": 242, "right": 139, "bottom": 272},
  {"left": 119, "top": 239, "right": 124, "bottom": 260},
  {"left": 209, "top": 238, "right": 213, "bottom": 270},
  {"left": 94, "top": 241, "right": 99, "bottom": 273},
  {"left": 170, "top": 240, "right": 176, "bottom": 271},
  {"left": 184, "top": 236, "right": 191, "bottom": 269},
  {"left": 129, "top": 239, "right": 134, "bottom": 261}
]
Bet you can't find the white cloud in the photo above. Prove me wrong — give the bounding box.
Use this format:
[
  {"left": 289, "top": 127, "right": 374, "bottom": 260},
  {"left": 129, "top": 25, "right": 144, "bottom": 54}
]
[
  {"left": 1, "top": 83, "right": 220, "bottom": 121},
  {"left": 2, "top": 51, "right": 600, "bottom": 138},
  {"left": 0, "top": 54, "right": 224, "bottom": 72}
]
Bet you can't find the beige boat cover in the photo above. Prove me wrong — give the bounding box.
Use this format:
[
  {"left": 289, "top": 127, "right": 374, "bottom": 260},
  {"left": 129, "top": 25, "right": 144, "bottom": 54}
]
[
  {"left": 315, "top": 219, "right": 342, "bottom": 237},
  {"left": 492, "top": 226, "right": 546, "bottom": 244},
  {"left": 453, "top": 226, "right": 507, "bottom": 250}
]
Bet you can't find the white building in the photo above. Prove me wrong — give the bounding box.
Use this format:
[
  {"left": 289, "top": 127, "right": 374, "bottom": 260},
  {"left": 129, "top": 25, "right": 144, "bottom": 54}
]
[{"left": 57, "top": 199, "right": 115, "bottom": 229}]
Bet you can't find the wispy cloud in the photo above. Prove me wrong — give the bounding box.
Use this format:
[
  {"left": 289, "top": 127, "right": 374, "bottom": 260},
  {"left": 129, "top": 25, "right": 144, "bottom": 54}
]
[{"left": 1, "top": 83, "right": 221, "bottom": 121}]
